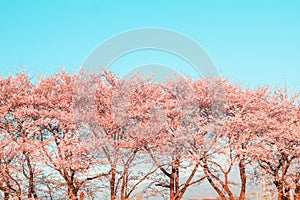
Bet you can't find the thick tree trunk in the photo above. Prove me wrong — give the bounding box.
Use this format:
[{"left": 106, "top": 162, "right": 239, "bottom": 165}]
[
  {"left": 110, "top": 167, "right": 116, "bottom": 200},
  {"left": 68, "top": 186, "right": 78, "bottom": 200},
  {"left": 4, "top": 193, "right": 9, "bottom": 200},
  {"left": 25, "top": 154, "right": 38, "bottom": 199},
  {"left": 66, "top": 170, "right": 79, "bottom": 200},
  {"left": 275, "top": 180, "right": 284, "bottom": 200},
  {"left": 295, "top": 183, "right": 300, "bottom": 200},
  {"left": 169, "top": 159, "right": 181, "bottom": 200},
  {"left": 283, "top": 187, "right": 290, "bottom": 200},
  {"left": 238, "top": 159, "right": 246, "bottom": 200},
  {"left": 170, "top": 169, "right": 175, "bottom": 200}
]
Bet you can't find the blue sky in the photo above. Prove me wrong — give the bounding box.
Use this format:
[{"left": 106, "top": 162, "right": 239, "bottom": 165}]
[{"left": 0, "top": 0, "right": 299, "bottom": 89}]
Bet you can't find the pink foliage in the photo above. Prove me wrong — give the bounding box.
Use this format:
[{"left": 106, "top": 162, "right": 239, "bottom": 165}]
[{"left": 0, "top": 70, "right": 299, "bottom": 200}]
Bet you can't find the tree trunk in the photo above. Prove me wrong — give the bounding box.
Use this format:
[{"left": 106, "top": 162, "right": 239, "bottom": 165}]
[
  {"left": 295, "top": 183, "right": 300, "bottom": 200},
  {"left": 275, "top": 180, "right": 284, "bottom": 200},
  {"left": 283, "top": 187, "right": 290, "bottom": 200},
  {"left": 79, "top": 191, "right": 84, "bottom": 200},
  {"left": 121, "top": 170, "right": 127, "bottom": 200},
  {"left": 4, "top": 193, "right": 9, "bottom": 200},
  {"left": 25, "top": 154, "right": 38, "bottom": 199},
  {"left": 174, "top": 159, "right": 180, "bottom": 200},
  {"left": 238, "top": 158, "right": 246, "bottom": 200},
  {"left": 110, "top": 167, "right": 116, "bottom": 200},
  {"left": 294, "top": 184, "right": 300, "bottom": 200},
  {"left": 203, "top": 164, "right": 227, "bottom": 200},
  {"left": 68, "top": 188, "right": 78, "bottom": 200},
  {"left": 170, "top": 169, "right": 175, "bottom": 200},
  {"left": 66, "top": 171, "right": 79, "bottom": 200},
  {"left": 168, "top": 160, "right": 181, "bottom": 200},
  {"left": 176, "top": 163, "right": 200, "bottom": 200}
]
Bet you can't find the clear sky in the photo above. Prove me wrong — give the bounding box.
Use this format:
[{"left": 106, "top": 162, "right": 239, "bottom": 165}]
[{"left": 0, "top": 0, "right": 299, "bottom": 89}]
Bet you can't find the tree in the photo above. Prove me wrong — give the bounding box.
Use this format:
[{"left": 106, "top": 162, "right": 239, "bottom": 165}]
[
  {"left": 75, "top": 70, "right": 161, "bottom": 200},
  {"left": 248, "top": 88, "right": 300, "bottom": 200},
  {"left": 34, "top": 70, "right": 109, "bottom": 199},
  {"left": 1, "top": 69, "right": 299, "bottom": 199},
  {"left": 0, "top": 72, "right": 43, "bottom": 199},
  {"left": 141, "top": 76, "right": 215, "bottom": 200}
]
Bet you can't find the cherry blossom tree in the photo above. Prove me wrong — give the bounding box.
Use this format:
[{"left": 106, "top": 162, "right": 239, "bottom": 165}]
[
  {"left": 200, "top": 81, "right": 270, "bottom": 200},
  {"left": 248, "top": 88, "right": 300, "bottom": 200},
  {"left": 75, "top": 70, "right": 164, "bottom": 200},
  {"left": 0, "top": 72, "right": 41, "bottom": 199},
  {"left": 1, "top": 69, "right": 299, "bottom": 200},
  {"left": 138, "top": 76, "right": 219, "bottom": 200},
  {"left": 34, "top": 70, "right": 110, "bottom": 200}
]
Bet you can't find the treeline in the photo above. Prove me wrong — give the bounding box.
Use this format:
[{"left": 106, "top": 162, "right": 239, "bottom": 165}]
[{"left": 0, "top": 70, "right": 299, "bottom": 200}]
